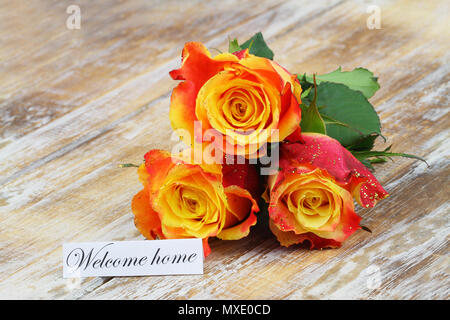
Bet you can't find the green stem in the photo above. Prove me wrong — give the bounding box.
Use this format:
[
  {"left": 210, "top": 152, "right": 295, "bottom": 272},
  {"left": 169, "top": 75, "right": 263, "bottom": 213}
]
[{"left": 118, "top": 163, "right": 140, "bottom": 168}]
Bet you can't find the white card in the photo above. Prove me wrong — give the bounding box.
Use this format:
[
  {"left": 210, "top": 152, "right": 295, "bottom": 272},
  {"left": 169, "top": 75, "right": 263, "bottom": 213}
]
[{"left": 62, "top": 239, "right": 203, "bottom": 278}]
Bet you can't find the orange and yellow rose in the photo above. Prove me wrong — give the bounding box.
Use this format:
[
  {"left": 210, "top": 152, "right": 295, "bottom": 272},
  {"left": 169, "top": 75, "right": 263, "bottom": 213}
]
[
  {"left": 131, "top": 149, "right": 260, "bottom": 256},
  {"left": 265, "top": 133, "right": 389, "bottom": 248},
  {"left": 169, "top": 42, "right": 302, "bottom": 158}
]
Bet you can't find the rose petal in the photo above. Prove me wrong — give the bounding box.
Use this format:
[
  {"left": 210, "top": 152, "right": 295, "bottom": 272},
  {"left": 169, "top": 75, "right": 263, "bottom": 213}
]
[
  {"left": 278, "top": 82, "right": 302, "bottom": 141},
  {"left": 170, "top": 42, "right": 222, "bottom": 84},
  {"left": 268, "top": 195, "right": 307, "bottom": 234},
  {"left": 169, "top": 42, "right": 236, "bottom": 144},
  {"left": 131, "top": 187, "right": 163, "bottom": 240},
  {"left": 217, "top": 196, "right": 259, "bottom": 240},
  {"left": 202, "top": 238, "right": 211, "bottom": 257},
  {"left": 161, "top": 225, "right": 211, "bottom": 258},
  {"left": 221, "top": 161, "right": 262, "bottom": 198},
  {"left": 217, "top": 186, "right": 258, "bottom": 240},
  {"left": 143, "top": 149, "right": 178, "bottom": 193},
  {"left": 239, "top": 55, "right": 284, "bottom": 92},
  {"left": 269, "top": 220, "right": 342, "bottom": 249},
  {"left": 217, "top": 211, "right": 257, "bottom": 240},
  {"left": 169, "top": 81, "right": 198, "bottom": 145},
  {"left": 281, "top": 133, "right": 388, "bottom": 207},
  {"left": 232, "top": 49, "right": 249, "bottom": 60}
]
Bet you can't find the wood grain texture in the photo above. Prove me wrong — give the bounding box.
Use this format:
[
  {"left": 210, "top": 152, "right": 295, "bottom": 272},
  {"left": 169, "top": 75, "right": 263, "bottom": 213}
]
[{"left": 0, "top": 0, "right": 448, "bottom": 299}]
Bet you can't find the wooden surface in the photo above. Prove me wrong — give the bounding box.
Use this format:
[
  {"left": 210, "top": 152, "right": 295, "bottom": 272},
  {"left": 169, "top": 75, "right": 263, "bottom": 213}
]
[{"left": 0, "top": 0, "right": 449, "bottom": 300}]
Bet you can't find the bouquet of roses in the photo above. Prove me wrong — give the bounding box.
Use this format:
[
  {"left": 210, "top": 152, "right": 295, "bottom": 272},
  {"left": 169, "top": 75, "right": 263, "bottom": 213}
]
[{"left": 126, "top": 33, "right": 423, "bottom": 256}]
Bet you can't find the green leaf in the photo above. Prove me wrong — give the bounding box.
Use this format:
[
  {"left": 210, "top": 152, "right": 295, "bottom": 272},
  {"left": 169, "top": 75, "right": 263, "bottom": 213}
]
[
  {"left": 321, "top": 114, "right": 366, "bottom": 136},
  {"left": 301, "top": 104, "right": 327, "bottom": 134},
  {"left": 228, "top": 38, "right": 241, "bottom": 53},
  {"left": 240, "top": 32, "right": 274, "bottom": 60},
  {"left": 118, "top": 163, "right": 140, "bottom": 168},
  {"left": 300, "top": 86, "right": 312, "bottom": 100},
  {"left": 347, "top": 134, "right": 379, "bottom": 151},
  {"left": 359, "top": 158, "right": 375, "bottom": 171},
  {"left": 299, "top": 75, "right": 326, "bottom": 134},
  {"left": 297, "top": 74, "right": 311, "bottom": 89},
  {"left": 352, "top": 150, "right": 429, "bottom": 166},
  {"left": 369, "top": 157, "right": 388, "bottom": 164},
  {"left": 297, "top": 74, "right": 313, "bottom": 106},
  {"left": 308, "top": 82, "right": 381, "bottom": 147},
  {"left": 305, "top": 67, "right": 380, "bottom": 98}
]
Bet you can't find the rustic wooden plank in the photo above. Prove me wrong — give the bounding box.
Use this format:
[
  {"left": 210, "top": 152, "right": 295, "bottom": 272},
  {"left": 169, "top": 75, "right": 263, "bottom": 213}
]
[
  {"left": 79, "top": 76, "right": 450, "bottom": 300},
  {"left": 0, "top": 0, "right": 448, "bottom": 299},
  {"left": 79, "top": 0, "right": 450, "bottom": 299},
  {"left": 0, "top": 0, "right": 345, "bottom": 298},
  {"left": 0, "top": 0, "right": 286, "bottom": 140},
  {"left": 0, "top": 0, "right": 326, "bottom": 183}
]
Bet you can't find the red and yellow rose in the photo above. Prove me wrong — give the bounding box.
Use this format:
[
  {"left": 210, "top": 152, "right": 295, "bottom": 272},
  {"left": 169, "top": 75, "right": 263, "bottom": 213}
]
[
  {"left": 169, "top": 42, "right": 302, "bottom": 158},
  {"left": 128, "top": 38, "right": 395, "bottom": 255},
  {"left": 131, "top": 149, "right": 260, "bottom": 256},
  {"left": 265, "top": 133, "right": 389, "bottom": 248}
]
